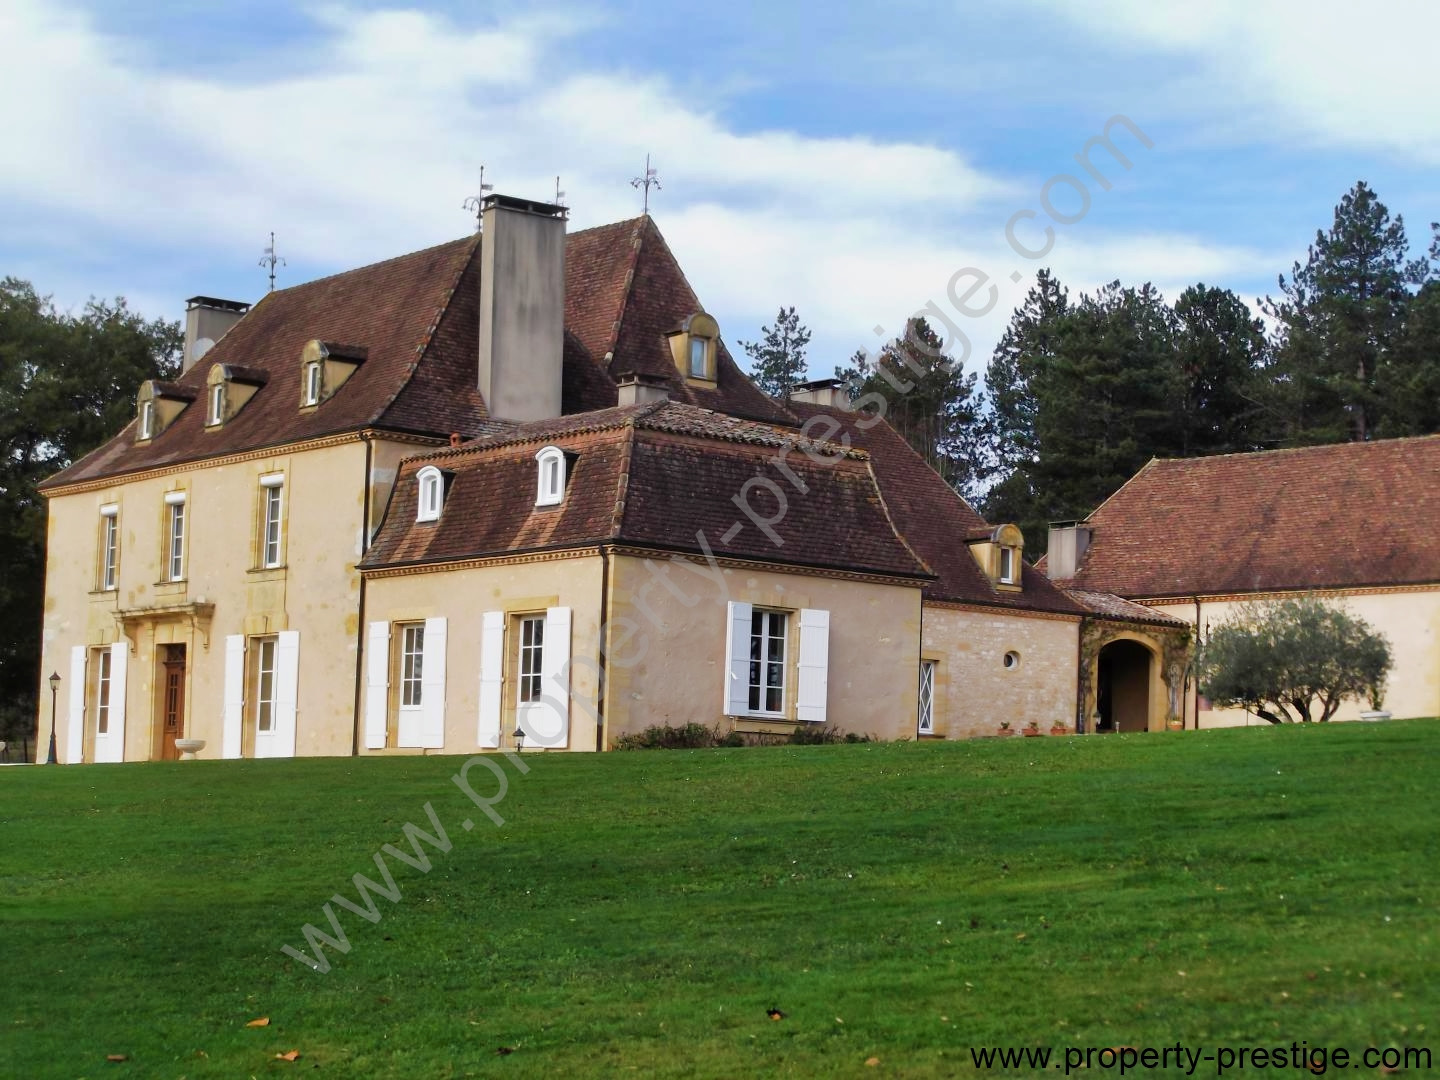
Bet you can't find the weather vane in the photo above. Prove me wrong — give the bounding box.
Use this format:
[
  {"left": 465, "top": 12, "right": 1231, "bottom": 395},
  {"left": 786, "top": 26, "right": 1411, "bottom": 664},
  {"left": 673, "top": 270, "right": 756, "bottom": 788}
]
[
  {"left": 630, "top": 153, "right": 660, "bottom": 214},
  {"left": 259, "top": 232, "right": 285, "bottom": 292},
  {"left": 462, "top": 165, "right": 494, "bottom": 232},
  {"left": 554, "top": 175, "right": 566, "bottom": 208}
]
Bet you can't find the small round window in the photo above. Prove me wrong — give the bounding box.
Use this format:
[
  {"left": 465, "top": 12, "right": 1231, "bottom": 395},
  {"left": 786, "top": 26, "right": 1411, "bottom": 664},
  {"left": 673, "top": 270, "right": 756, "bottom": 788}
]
[{"left": 1003, "top": 651, "right": 1020, "bottom": 669}]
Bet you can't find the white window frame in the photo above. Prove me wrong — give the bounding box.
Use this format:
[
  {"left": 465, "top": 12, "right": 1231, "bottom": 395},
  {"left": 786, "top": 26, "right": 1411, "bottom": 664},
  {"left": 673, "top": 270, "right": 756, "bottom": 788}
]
[
  {"left": 254, "top": 636, "right": 278, "bottom": 733},
  {"left": 747, "top": 608, "right": 789, "bottom": 716},
  {"left": 999, "top": 546, "right": 1018, "bottom": 585},
  {"left": 99, "top": 505, "right": 119, "bottom": 591},
  {"left": 400, "top": 623, "right": 425, "bottom": 709},
  {"left": 535, "top": 446, "right": 565, "bottom": 507},
  {"left": 138, "top": 400, "right": 154, "bottom": 440},
  {"left": 259, "top": 473, "right": 284, "bottom": 568},
  {"left": 164, "top": 491, "right": 186, "bottom": 581},
  {"left": 303, "top": 361, "right": 322, "bottom": 406},
  {"left": 416, "top": 466, "right": 443, "bottom": 522},
  {"left": 208, "top": 383, "right": 224, "bottom": 426},
  {"left": 94, "top": 647, "right": 113, "bottom": 735},
  {"left": 688, "top": 335, "right": 708, "bottom": 378},
  {"left": 517, "top": 615, "right": 545, "bottom": 704},
  {"left": 918, "top": 659, "right": 936, "bottom": 735}
]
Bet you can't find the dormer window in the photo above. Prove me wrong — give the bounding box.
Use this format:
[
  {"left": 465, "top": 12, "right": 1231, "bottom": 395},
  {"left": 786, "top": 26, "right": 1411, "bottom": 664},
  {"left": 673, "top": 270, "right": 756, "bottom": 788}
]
[
  {"left": 303, "top": 361, "right": 322, "bottom": 406},
  {"left": 208, "top": 383, "right": 225, "bottom": 426},
  {"left": 535, "top": 445, "right": 565, "bottom": 506},
  {"left": 999, "top": 546, "right": 1018, "bottom": 585},
  {"left": 416, "top": 466, "right": 444, "bottom": 522},
  {"left": 138, "top": 400, "right": 155, "bottom": 440},
  {"left": 134, "top": 380, "right": 196, "bottom": 443},
  {"left": 668, "top": 312, "right": 719, "bottom": 383}
]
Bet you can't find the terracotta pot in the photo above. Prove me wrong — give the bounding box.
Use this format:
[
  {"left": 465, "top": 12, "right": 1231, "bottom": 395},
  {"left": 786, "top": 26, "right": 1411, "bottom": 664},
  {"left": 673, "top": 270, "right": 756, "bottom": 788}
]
[{"left": 996, "top": 728, "right": 1015, "bottom": 737}]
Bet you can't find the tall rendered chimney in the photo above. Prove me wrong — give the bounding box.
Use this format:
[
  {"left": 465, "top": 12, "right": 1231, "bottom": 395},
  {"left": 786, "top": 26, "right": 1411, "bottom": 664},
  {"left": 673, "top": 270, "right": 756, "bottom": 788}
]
[
  {"left": 1046, "top": 521, "right": 1092, "bottom": 580},
  {"left": 478, "top": 194, "right": 566, "bottom": 421},
  {"left": 183, "top": 296, "right": 250, "bottom": 373}
]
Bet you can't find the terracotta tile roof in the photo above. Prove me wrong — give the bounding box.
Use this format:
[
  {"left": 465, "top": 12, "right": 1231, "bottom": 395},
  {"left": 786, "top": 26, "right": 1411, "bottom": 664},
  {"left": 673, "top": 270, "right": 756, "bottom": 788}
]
[
  {"left": 1066, "top": 435, "right": 1440, "bottom": 596},
  {"left": 44, "top": 236, "right": 486, "bottom": 487},
  {"left": 786, "top": 401, "right": 1086, "bottom": 615},
  {"left": 45, "top": 214, "right": 792, "bottom": 489},
  {"left": 1063, "top": 589, "right": 1188, "bottom": 626},
  {"left": 361, "top": 402, "right": 930, "bottom": 580}
]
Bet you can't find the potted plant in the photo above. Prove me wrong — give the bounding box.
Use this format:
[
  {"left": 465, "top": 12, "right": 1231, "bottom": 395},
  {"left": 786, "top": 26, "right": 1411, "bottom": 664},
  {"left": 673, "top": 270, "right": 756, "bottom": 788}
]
[
  {"left": 1022, "top": 721, "right": 1042, "bottom": 738},
  {"left": 996, "top": 721, "right": 1015, "bottom": 737},
  {"left": 1049, "top": 721, "right": 1069, "bottom": 736},
  {"left": 1166, "top": 716, "right": 1185, "bottom": 731},
  {"left": 1358, "top": 684, "right": 1391, "bottom": 723}
]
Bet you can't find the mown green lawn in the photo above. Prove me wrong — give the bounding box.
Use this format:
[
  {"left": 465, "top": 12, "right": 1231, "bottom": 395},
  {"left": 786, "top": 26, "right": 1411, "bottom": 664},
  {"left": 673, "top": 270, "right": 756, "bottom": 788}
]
[{"left": 1, "top": 722, "right": 1437, "bottom": 1078}]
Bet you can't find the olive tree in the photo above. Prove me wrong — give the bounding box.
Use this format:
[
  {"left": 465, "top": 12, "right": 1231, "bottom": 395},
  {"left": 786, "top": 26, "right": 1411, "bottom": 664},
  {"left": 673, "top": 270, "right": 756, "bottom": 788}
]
[{"left": 1197, "top": 596, "right": 1391, "bottom": 724}]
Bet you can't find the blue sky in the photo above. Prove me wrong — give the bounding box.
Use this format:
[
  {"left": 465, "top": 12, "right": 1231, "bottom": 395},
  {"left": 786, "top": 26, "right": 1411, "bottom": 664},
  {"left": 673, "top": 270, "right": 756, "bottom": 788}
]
[{"left": 3, "top": 0, "right": 1437, "bottom": 378}]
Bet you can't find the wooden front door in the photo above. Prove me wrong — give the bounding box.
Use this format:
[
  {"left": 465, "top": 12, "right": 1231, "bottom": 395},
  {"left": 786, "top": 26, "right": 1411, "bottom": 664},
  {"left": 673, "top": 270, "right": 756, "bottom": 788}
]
[{"left": 160, "top": 645, "right": 186, "bottom": 760}]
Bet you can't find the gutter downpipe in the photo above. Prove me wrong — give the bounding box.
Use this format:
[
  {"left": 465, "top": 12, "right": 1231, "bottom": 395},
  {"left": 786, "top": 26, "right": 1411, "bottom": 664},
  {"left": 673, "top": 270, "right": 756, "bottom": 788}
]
[
  {"left": 351, "top": 434, "right": 374, "bottom": 757},
  {"left": 597, "top": 545, "right": 612, "bottom": 752}
]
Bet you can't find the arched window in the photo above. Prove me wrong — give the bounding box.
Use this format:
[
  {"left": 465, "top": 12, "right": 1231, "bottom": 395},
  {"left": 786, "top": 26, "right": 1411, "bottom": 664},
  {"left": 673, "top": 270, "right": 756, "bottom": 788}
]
[
  {"left": 535, "top": 445, "right": 565, "bottom": 506},
  {"left": 416, "top": 466, "right": 444, "bottom": 522}
]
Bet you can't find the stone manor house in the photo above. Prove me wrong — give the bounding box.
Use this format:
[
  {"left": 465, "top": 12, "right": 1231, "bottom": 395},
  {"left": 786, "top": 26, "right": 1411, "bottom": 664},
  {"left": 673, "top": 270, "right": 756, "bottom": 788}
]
[{"left": 34, "top": 196, "right": 1438, "bottom": 761}]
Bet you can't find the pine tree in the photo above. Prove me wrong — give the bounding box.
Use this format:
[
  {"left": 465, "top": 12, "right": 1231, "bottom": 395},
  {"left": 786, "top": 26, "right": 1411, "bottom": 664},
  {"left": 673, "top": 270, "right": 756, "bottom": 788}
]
[
  {"left": 739, "top": 306, "right": 811, "bottom": 398},
  {"left": 986, "top": 269, "right": 1069, "bottom": 470},
  {"left": 844, "top": 318, "right": 992, "bottom": 500},
  {"left": 1171, "top": 284, "right": 1269, "bottom": 455},
  {"left": 1262, "top": 181, "right": 1426, "bottom": 442}
]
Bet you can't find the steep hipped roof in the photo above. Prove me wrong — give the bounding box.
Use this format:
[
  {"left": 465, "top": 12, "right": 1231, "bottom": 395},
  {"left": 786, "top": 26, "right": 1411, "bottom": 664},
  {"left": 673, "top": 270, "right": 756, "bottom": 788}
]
[
  {"left": 45, "top": 214, "right": 789, "bottom": 489},
  {"left": 360, "top": 401, "right": 931, "bottom": 581},
  {"left": 1065, "top": 435, "right": 1440, "bottom": 596},
  {"left": 785, "top": 402, "right": 1086, "bottom": 615}
]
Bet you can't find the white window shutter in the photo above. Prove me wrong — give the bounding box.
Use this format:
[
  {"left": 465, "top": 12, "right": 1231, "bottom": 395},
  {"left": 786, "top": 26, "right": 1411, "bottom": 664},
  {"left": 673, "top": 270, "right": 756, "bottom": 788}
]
[
  {"left": 267, "top": 630, "right": 300, "bottom": 758},
  {"left": 364, "top": 621, "right": 390, "bottom": 750},
  {"left": 528, "top": 606, "right": 571, "bottom": 749},
  {"left": 66, "top": 646, "right": 86, "bottom": 763},
  {"left": 95, "top": 643, "right": 127, "bottom": 763},
  {"left": 222, "top": 635, "right": 245, "bottom": 759},
  {"left": 478, "top": 611, "right": 504, "bottom": 748},
  {"left": 420, "top": 617, "right": 447, "bottom": 749},
  {"left": 795, "top": 608, "right": 830, "bottom": 724},
  {"left": 723, "top": 601, "right": 752, "bottom": 716}
]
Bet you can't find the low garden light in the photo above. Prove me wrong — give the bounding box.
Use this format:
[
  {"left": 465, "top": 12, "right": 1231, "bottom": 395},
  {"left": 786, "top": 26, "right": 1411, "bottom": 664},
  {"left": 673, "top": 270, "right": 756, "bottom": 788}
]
[
  {"left": 512, "top": 725, "right": 525, "bottom": 752},
  {"left": 46, "top": 671, "right": 60, "bottom": 765}
]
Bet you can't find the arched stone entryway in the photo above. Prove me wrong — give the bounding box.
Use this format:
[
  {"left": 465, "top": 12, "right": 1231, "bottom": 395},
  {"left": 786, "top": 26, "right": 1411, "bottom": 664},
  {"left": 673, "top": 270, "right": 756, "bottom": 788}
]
[{"left": 1096, "top": 639, "right": 1153, "bottom": 732}]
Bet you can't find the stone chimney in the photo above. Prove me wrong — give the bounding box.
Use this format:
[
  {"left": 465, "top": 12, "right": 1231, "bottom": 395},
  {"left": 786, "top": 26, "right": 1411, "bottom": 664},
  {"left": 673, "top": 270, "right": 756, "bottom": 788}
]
[
  {"left": 478, "top": 194, "right": 566, "bottom": 421},
  {"left": 183, "top": 297, "right": 250, "bottom": 373},
  {"left": 616, "top": 372, "right": 670, "bottom": 407},
  {"left": 1046, "top": 521, "right": 1092, "bottom": 580},
  {"left": 788, "top": 378, "right": 848, "bottom": 408}
]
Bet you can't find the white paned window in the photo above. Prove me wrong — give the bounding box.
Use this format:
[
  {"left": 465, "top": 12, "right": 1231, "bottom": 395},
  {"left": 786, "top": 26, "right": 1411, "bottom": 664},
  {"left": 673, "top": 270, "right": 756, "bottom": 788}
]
[
  {"left": 918, "top": 660, "right": 936, "bottom": 734},
  {"left": 99, "top": 505, "right": 119, "bottom": 591},
  {"left": 518, "top": 615, "right": 544, "bottom": 703},
  {"left": 94, "top": 647, "right": 113, "bottom": 735},
  {"left": 304, "top": 361, "right": 322, "bottom": 406},
  {"left": 999, "top": 547, "right": 1017, "bottom": 584},
  {"left": 400, "top": 624, "right": 425, "bottom": 708},
  {"left": 208, "top": 383, "right": 224, "bottom": 426},
  {"left": 138, "top": 400, "right": 154, "bottom": 440},
  {"left": 688, "top": 336, "right": 708, "bottom": 377},
  {"left": 416, "top": 466, "right": 443, "bottom": 522},
  {"left": 535, "top": 446, "right": 565, "bottom": 507},
  {"left": 748, "top": 610, "right": 788, "bottom": 715},
  {"left": 254, "top": 636, "right": 277, "bottom": 733},
  {"left": 164, "top": 492, "right": 186, "bottom": 581},
  {"left": 260, "top": 475, "right": 284, "bottom": 568}
]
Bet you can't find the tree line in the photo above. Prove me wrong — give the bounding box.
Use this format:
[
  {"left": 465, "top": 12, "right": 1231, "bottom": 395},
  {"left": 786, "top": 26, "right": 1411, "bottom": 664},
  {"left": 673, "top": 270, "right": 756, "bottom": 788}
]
[{"left": 745, "top": 181, "right": 1440, "bottom": 550}]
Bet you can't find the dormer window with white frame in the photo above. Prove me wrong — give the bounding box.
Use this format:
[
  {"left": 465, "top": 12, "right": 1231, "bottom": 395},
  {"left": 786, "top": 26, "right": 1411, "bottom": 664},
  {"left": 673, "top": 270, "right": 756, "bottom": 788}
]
[
  {"left": 535, "top": 446, "right": 565, "bottom": 507},
  {"left": 999, "top": 545, "right": 1018, "bottom": 585},
  {"left": 416, "top": 466, "right": 445, "bottom": 522},
  {"left": 668, "top": 311, "right": 719, "bottom": 384},
  {"left": 303, "top": 361, "right": 322, "bottom": 407},
  {"left": 138, "top": 400, "right": 155, "bottom": 441},
  {"left": 207, "top": 383, "right": 225, "bottom": 427}
]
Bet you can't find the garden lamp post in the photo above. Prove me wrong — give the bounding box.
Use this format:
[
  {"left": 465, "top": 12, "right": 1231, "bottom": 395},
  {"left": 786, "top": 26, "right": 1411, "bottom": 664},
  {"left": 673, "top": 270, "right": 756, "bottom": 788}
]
[
  {"left": 46, "top": 671, "right": 60, "bottom": 764},
  {"left": 512, "top": 724, "right": 525, "bottom": 752}
]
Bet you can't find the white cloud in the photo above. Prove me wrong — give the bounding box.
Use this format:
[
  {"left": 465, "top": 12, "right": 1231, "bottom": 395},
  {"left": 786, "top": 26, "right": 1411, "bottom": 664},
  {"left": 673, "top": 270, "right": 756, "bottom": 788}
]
[
  {"left": 1026, "top": 0, "right": 1440, "bottom": 163},
  {"left": 0, "top": 0, "right": 1262, "bottom": 375}
]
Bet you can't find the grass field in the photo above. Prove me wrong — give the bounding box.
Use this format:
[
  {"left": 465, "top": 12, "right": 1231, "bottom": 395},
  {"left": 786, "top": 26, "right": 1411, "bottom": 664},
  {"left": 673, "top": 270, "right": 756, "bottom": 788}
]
[{"left": 1, "top": 722, "right": 1437, "bottom": 1078}]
